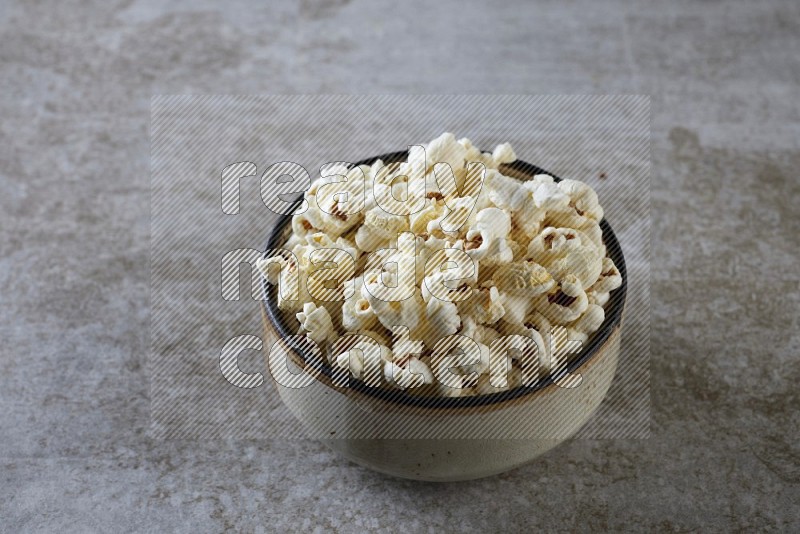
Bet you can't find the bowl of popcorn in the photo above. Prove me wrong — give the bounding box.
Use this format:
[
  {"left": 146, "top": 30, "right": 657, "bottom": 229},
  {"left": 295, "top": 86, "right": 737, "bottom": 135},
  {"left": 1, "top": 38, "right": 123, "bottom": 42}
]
[{"left": 259, "top": 133, "right": 626, "bottom": 481}]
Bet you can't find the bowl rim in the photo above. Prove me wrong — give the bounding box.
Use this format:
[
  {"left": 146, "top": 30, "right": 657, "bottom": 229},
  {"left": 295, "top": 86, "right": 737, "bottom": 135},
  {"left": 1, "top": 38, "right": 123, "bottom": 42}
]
[{"left": 261, "top": 150, "right": 627, "bottom": 410}]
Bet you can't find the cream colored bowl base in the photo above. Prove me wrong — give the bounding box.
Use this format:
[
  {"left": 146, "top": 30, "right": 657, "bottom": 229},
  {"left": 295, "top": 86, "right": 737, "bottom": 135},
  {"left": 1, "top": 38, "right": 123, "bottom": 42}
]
[{"left": 269, "top": 324, "right": 621, "bottom": 481}]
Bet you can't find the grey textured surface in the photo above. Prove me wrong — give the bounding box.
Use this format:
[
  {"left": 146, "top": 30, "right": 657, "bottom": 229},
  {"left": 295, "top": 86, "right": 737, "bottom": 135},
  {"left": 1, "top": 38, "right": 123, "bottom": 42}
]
[{"left": 1, "top": 0, "right": 798, "bottom": 532}]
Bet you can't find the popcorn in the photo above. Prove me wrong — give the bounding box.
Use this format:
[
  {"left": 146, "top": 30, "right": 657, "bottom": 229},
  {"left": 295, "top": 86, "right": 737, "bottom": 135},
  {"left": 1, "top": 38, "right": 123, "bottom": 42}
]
[
  {"left": 454, "top": 207, "right": 512, "bottom": 266},
  {"left": 409, "top": 198, "right": 445, "bottom": 234},
  {"left": 546, "top": 245, "right": 603, "bottom": 290},
  {"left": 492, "top": 142, "right": 517, "bottom": 166},
  {"left": 257, "top": 253, "right": 306, "bottom": 313},
  {"left": 420, "top": 253, "right": 475, "bottom": 303},
  {"left": 476, "top": 325, "right": 502, "bottom": 345},
  {"left": 484, "top": 170, "right": 529, "bottom": 212},
  {"left": 355, "top": 207, "right": 409, "bottom": 252},
  {"left": 334, "top": 334, "right": 391, "bottom": 384},
  {"left": 591, "top": 257, "right": 623, "bottom": 293},
  {"left": 459, "top": 285, "right": 506, "bottom": 325},
  {"left": 492, "top": 260, "right": 554, "bottom": 294},
  {"left": 493, "top": 260, "right": 555, "bottom": 324},
  {"left": 527, "top": 226, "right": 604, "bottom": 289},
  {"left": 260, "top": 133, "right": 622, "bottom": 396},
  {"left": 531, "top": 175, "right": 570, "bottom": 211},
  {"left": 510, "top": 194, "right": 547, "bottom": 243},
  {"left": 466, "top": 207, "right": 510, "bottom": 246},
  {"left": 458, "top": 137, "right": 482, "bottom": 162},
  {"left": 420, "top": 297, "right": 461, "bottom": 348},
  {"left": 364, "top": 278, "right": 425, "bottom": 333},
  {"left": 567, "top": 304, "right": 606, "bottom": 344},
  {"left": 459, "top": 340, "right": 494, "bottom": 379},
  {"left": 430, "top": 195, "right": 480, "bottom": 235},
  {"left": 422, "top": 132, "right": 467, "bottom": 174},
  {"left": 296, "top": 302, "right": 337, "bottom": 349},
  {"left": 533, "top": 274, "right": 589, "bottom": 323},
  {"left": 587, "top": 289, "right": 610, "bottom": 307},
  {"left": 487, "top": 331, "right": 542, "bottom": 385},
  {"left": 384, "top": 357, "right": 434, "bottom": 389},
  {"left": 433, "top": 336, "right": 493, "bottom": 385},
  {"left": 341, "top": 278, "right": 379, "bottom": 332},
  {"left": 578, "top": 219, "right": 605, "bottom": 253},
  {"left": 314, "top": 164, "right": 367, "bottom": 235},
  {"left": 558, "top": 179, "right": 604, "bottom": 221}
]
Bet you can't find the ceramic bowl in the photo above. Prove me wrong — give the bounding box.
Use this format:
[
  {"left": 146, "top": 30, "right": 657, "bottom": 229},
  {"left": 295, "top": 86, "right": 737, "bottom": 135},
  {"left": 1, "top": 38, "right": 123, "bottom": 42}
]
[{"left": 260, "top": 152, "right": 627, "bottom": 481}]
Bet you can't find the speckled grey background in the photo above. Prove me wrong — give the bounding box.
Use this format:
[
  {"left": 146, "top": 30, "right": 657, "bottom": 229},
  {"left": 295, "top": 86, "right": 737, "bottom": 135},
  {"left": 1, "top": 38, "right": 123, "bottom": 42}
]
[{"left": 1, "top": 0, "right": 798, "bottom": 532}]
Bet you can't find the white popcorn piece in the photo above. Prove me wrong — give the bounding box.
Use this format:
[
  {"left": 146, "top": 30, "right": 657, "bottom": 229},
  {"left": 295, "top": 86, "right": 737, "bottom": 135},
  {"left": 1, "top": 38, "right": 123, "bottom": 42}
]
[
  {"left": 291, "top": 206, "right": 326, "bottom": 238},
  {"left": 437, "top": 374, "right": 470, "bottom": 397},
  {"left": 484, "top": 169, "right": 528, "bottom": 212},
  {"left": 335, "top": 351, "right": 364, "bottom": 379},
  {"left": 527, "top": 226, "right": 604, "bottom": 288},
  {"left": 492, "top": 142, "right": 517, "bottom": 166},
  {"left": 334, "top": 336, "right": 391, "bottom": 382},
  {"left": 533, "top": 274, "right": 589, "bottom": 323},
  {"left": 498, "top": 294, "right": 540, "bottom": 327},
  {"left": 492, "top": 260, "right": 554, "bottom": 295},
  {"left": 459, "top": 285, "right": 506, "bottom": 325},
  {"left": 257, "top": 254, "right": 307, "bottom": 314},
  {"left": 409, "top": 198, "right": 445, "bottom": 235},
  {"left": 463, "top": 235, "right": 514, "bottom": 266},
  {"left": 420, "top": 265, "right": 474, "bottom": 304},
  {"left": 341, "top": 277, "right": 378, "bottom": 332},
  {"left": 296, "top": 302, "right": 337, "bottom": 348},
  {"left": 546, "top": 244, "right": 604, "bottom": 290},
  {"left": 384, "top": 357, "right": 434, "bottom": 389},
  {"left": 466, "top": 207, "right": 511, "bottom": 243},
  {"left": 460, "top": 207, "right": 514, "bottom": 263},
  {"left": 495, "top": 320, "right": 547, "bottom": 369},
  {"left": 587, "top": 289, "right": 611, "bottom": 307},
  {"left": 256, "top": 254, "right": 288, "bottom": 286},
  {"left": 431, "top": 335, "right": 493, "bottom": 394},
  {"left": 419, "top": 298, "right": 461, "bottom": 349},
  {"left": 313, "top": 164, "right": 367, "bottom": 235},
  {"left": 458, "top": 137, "right": 482, "bottom": 162},
  {"left": 591, "top": 257, "right": 623, "bottom": 293},
  {"left": 362, "top": 269, "right": 425, "bottom": 334},
  {"left": 478, "top": 151, "right": 497, "bottom": 170},
  {"left": 527, "top": 226, "right": 585, "bottom": 260},
  {"left": 511, "top": 193, "right": 547, "bottom": 242},
  {"left": 459, "top": 316, "right": 503, "bottom": 346},
  {"left": 531, "top": 176, "right": 570, "bottom": 211},
  {"left": 476, "top": 325, "right": 502, "bottom": 345},
  {"left": 558, "top": 179, "right": 604, "bottom": 221},
  {"left": 429, "top": 195, "right": 480, "bottom": 236},
  {"left": 499, "top": 310, "right": 553, "bottom": 372},
  {"left": 304, "top": 233, "right": 358, "bottom": 261},
  {"left": 569, "top": 304, "right": 605, "bottom": 339},
  {"left": 446, "top": 340, "right": 493, "bottom": 378},
  {"left": 492, "top": 260, "right": 554, "bottom": 324},
  {"left": 521, "top": 310, "right": 551, "bottom": 348},
  {"left": 424, "top": 132, "right": 467, "bottom": 174},
  {"left": 354, "top": 206, "right": 409, "bottom": 252}
]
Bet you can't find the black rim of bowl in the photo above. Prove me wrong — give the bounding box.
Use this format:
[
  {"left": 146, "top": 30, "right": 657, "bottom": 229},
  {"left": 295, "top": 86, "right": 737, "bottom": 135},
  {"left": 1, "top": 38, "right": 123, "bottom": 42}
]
[{"left": 262, "top": 151, "right": 627, "bottom": 410}]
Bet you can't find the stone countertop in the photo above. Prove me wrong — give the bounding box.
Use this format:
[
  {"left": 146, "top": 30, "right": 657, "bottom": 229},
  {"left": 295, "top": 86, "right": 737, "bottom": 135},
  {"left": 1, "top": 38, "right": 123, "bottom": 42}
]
[{"left": 1, "top": 0, "right": 798, "bottom": 532}]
